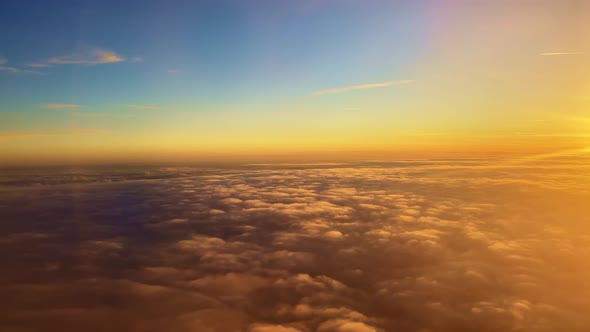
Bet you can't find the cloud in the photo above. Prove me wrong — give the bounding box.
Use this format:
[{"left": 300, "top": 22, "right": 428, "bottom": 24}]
[
  {"left": 47, "top": 49, "right": 124, "bottom": 65},
  {"left": 129, "top": 57, "right": 143, "bottom": 63},
  {"left": 42, "top": 103, "right": 81, "bottom": 109},
  {"left": 248, "top": 324, "right": 303, "bottom": 332},
  {"left": 71, "top": 111, "right": 107, "bottom": 118},
  {"left": 0, "top": 159, "right": 589, "bottom": 331},
  {"left": 0, "top": 58, "right": 41, "bottom": 74},
  {"left": 167, "top": 69, "right": 180, "bottom": 74},
  {"left": 0, "top": 65, "right": 21, "bottom": 73},
  {"left": 541, "top": 52, "right": 583, "bottom": 56},
  {"left": 0, "top": 66, "right": 41, "bottom": 74},
  {"left": 312, "top": 80, "right": 415, "bottom": 96},
  {"left": 122, "top": 104, "right": 160, "bottom": 110},
  {"left": 317, "top": 319, "right": 378, "bottom": 332},
  {"left": 27, "top": 63, "right": 50, "bottom": 68}
]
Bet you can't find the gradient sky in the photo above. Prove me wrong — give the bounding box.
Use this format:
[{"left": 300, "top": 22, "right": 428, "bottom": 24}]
[{"left": 0, "top": 0, "right": 589, "bottom": 165}]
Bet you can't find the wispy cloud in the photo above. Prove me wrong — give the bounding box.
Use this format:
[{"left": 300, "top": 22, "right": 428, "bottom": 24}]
[
  {"left": 42, "top": 103, "right": 81, "bottom": 109},
  {"left": 47, "top": 49, "right": 124, "bottom": 65},
  {"left": 167, "top": 69, "right": 180, "bottom": 74},
  {"left": 0, "top": 58, "right": 41, "bottom": 74},
  {"left": 313, "top": 80, "right": 415, "bottom": 96},
  {"left": 541, "top": 52, "right": 582, "bottom": 56},
  {"left": 0, "top": 65, "right": 21, "bottom": 73},
  {"left": 27, "top": 63, "right": 50, "bottom": 68},
  {"left": 0, "top": 129, "right": 107, "bottom": 140},
  {"left": 129, "top": 57, "right": 143, "bottom": 63},
  {"left": 71, "top": 111, "right": 106, "bottom": 118},
  {"left": 122, "top": 104, "right": 160, "bottom": 110}
]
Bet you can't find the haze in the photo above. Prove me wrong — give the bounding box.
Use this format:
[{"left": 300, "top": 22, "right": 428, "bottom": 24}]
[{"left": 0, "top": 1, "right": 589, "bottom": 332}]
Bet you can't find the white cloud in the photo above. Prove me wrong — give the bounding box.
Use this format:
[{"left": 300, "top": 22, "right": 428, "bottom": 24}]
[{"left": 313, "top": 80, "right": 415, "bottom": 96}]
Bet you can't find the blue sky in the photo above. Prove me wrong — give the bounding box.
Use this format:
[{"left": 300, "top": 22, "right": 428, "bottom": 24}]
[
  {"left": 0, "top": 0, "right": 427, "bottom": 109},
  {"left": 1, "top": 0, "right": 588, "bottom": 165}
]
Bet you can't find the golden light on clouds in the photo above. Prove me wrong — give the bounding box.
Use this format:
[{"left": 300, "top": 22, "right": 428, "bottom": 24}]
[
  {"left": 541, "top": 52, "right": 583, "bottom": 56},
  {"left": 1, "top": 2, "right": 590, "bottom": 331},
  {"left": 47, "top": 49, "right": 125, "bottom": 65}
]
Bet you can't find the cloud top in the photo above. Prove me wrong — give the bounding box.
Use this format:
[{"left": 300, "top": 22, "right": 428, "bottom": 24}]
[{"left": 0, "top": 159, "right": 588, "bottom": 331}]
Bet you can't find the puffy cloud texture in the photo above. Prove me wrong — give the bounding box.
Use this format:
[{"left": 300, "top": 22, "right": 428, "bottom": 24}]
[{"left": 0, "top": 157, "right": 589, "bottom": 331}]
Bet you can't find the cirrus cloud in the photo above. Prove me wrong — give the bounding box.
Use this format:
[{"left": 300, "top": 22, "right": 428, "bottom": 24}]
[
  {"left": 312, "top": 80, "right": 415, "bottom": 96},
  {"left": 541, "top": 52, "right": 583, "bottom": 56},
  {"left": 42, "top": 103, "right": 81, "bottom": 109},
  {"left": 122, "top": 104, "right": 160, "bottom": 110},
  {"left": 48, "top": 49, "right": 124, "bottom": 65}
]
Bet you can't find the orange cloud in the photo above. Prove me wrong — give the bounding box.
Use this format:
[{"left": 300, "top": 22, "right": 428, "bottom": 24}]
[
  {"left": 48, "top": 49, "right": 124, "bottom": 65},
  {"left": 42, "top": 103, "right": 81, "bottom": 109}
]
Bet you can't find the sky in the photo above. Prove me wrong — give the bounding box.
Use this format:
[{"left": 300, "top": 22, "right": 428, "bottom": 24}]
[{"left": 0, "top": 0, "right": 589, "bottom": 165}]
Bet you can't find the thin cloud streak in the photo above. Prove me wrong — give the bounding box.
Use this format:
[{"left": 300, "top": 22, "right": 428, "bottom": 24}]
[
  {"left": 313, "top": 80, "right": 415, "bottom": 96},
  {"left": 541, "top": 52, "right": 582, "bottom": 56},
  {"left": 71, "top": 111, "right": 107, "bottom": 118},
  {"left": 42, "top": 103, "right": 81, "bottom": 109},
  {"left": 0, "top": 129, "right": 107, "bottom": 140},
  {"left": 27, "top": 63, "right": 50, "bottom": 68},
  {"left": 48, "top": 50, "right": 124, "bottom": 65},
  {"left": 123, "top": 104, "right": 160, "bottom": 110},
  {"left": 0, "top": 59, "right": 41, "bottom": 74},
  {"left": 0, "top": 66, "right": 21, "bottom": 73}
]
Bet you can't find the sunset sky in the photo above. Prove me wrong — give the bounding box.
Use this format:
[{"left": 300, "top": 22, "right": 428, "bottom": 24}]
[{"left": 1, "top": 0, "right": 589, "bottom": 165}]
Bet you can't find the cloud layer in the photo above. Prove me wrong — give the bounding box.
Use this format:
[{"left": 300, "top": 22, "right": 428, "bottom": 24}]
[{"left": 0, "top": 158, "right": 589, "bottom": 331}]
